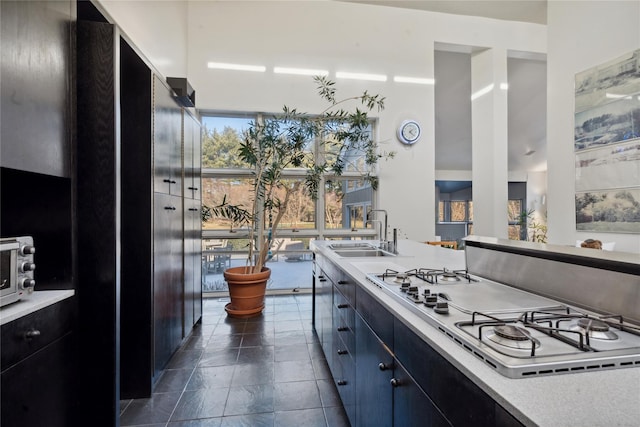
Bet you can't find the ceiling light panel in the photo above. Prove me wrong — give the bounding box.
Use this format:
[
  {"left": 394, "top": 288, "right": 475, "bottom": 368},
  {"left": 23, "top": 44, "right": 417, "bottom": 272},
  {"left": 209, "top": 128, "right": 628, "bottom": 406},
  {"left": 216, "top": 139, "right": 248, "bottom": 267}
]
[
  {"left": 207, "top": 62, "right": 266, "bottom": 72},
  {"left": 274, "top": 67, "right": 329, "bottom": 76},
  {"left": 336, "top": 71, "right": 387, "bottom": 82},
  {"left": 393, "top": 76, "right": 435, "bottom": 85}
]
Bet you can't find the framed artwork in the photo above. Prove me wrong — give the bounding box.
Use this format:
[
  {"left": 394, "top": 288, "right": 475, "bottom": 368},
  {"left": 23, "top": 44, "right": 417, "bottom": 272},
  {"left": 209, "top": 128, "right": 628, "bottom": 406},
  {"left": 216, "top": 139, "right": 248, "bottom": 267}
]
[{"left": 574, "top": 49, "right": 640, "bottom": 234}]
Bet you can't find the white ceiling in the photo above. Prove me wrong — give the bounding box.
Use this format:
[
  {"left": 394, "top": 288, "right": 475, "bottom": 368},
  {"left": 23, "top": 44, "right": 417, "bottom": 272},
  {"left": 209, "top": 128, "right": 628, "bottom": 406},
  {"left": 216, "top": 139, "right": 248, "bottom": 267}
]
[
  {"left": 341, "top": 0, "right": 548, "bottom": 174},
  {"left": 339, "top": 0, "right": 547, "bottom": 25}
]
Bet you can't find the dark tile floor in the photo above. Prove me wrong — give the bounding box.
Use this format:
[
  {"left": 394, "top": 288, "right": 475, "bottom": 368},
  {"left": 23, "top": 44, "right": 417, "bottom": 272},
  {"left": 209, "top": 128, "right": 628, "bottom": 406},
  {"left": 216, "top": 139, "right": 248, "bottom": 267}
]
[{"left": 119, "top": 293, "right": 350, "bottom": 427}]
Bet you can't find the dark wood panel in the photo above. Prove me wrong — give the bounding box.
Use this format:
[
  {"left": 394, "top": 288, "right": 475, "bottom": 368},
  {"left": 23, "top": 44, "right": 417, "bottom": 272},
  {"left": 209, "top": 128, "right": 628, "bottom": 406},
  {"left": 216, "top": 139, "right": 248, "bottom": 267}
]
[
  {"left": 120, "top": 36, "right": 154, "bottom": 399},
  {"left": 153, "top": 76, "right": 182, "bottom": 196},
  {"left": 76, "top": 19, "right": 119, "bottom": 426},
  {"left": 355, "top": 315, "right": 393, "bottom": 427},
  {"left": 0, "top": 0, "right": 72, "bottom": 177},
  {"left": 394, "top": 319, "right": 522, "bottom": 427},
  {"left": 392, "top": 360, "right": 451, "bottom": 427},
  {"left": 356, "top": 284, "right": 394, "bottom": 347},
  {"left": 1, "top": 296, "right": 75, "bottom": 370},
  {"left": 153, "top": 193, "right": 183, "bottom": 376},
  {"left": 1, "top": 333, "right": 77, "bottom": 427},
  {"left": 0, "top": 168, "right": 73, "bottom": 289}
]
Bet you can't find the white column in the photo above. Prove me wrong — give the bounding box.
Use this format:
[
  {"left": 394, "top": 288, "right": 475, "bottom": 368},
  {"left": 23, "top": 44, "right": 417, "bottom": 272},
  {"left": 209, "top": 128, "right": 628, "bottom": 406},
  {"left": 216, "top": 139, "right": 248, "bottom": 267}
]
[{"left": 471, "top": 48, "right": 509, "bottom": 239}]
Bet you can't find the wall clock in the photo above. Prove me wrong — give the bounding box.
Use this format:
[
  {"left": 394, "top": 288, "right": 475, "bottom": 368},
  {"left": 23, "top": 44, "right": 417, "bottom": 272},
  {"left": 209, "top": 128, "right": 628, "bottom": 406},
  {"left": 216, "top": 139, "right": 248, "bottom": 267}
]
[{"left": 397, "top": 120, "right": 421, "bottom": 145}]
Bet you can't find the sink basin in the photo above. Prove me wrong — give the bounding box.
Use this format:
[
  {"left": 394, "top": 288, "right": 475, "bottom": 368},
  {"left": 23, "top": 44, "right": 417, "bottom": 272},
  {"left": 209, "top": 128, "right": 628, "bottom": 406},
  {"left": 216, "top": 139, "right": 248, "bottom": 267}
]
[
  {"left": 334, "top": 249, "right": 395, "bottom": 257},
  {"left": 328, "top": 242, "right": 377, "bottom": 250}
]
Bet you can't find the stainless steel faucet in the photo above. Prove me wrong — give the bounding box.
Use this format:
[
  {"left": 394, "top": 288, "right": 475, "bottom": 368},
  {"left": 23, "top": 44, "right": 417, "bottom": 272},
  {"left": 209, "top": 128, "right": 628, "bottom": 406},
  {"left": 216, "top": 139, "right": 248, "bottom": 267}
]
[
  {"left": 367, "top": 209, "right": 388, "bottom": 249},
  {"left": 365, "top": 219, "right": 383, "bottom": 246}
]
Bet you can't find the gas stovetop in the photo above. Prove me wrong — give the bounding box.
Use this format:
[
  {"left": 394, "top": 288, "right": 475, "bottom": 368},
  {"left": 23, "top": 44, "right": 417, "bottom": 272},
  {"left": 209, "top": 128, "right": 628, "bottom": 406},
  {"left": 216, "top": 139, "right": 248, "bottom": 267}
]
[{"left": 366, "top": 267, "right": 640, "bottom": 378}]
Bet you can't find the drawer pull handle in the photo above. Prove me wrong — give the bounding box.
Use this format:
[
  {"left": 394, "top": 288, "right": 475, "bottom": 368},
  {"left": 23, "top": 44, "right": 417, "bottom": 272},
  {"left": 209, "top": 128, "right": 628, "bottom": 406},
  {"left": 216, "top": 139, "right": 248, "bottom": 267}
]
[
  {"left": 24, "top": 329, "right": 41, "bottom": 340},
  {"left": 378, "top": 362, "right": 390, "bottom": 371},
  {"left": 319, "top": 279, "right": 327, "bottom": 282},
  {"left": 163, "top": 179, "right": 177, "bottom": 184},
  {"left": 164, "top": 206, "right": 176, "bottom": 210},
  {"left": 390, "top": 378, "right": 400, "bottom": 388},
  {"left": 188, "top": 186, "right": 198, "bottom": 190},
  {"left": 337, "top": 304, "right": 349, "bottom": 309},
  {"left": 337, "top": 326, "right": 349, "bottom": 332},
  {"left": 337, "top": 380, "right": 347, "bottom": 386},
  {"left": 337, "top": 349, "right": 348, "bottom": 355},
  {"left": 338, "top": 280, "right": 348, "bottom": 285}
]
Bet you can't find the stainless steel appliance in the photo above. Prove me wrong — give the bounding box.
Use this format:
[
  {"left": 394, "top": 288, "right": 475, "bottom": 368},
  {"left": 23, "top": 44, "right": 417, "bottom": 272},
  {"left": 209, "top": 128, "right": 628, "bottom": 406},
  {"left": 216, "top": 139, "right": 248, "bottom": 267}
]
[
  {"left": 0, "top": 236, "right": 36, "bottom": 307},
  {"left": 366, "top": 267, "right": 640, "bottom": 378}
]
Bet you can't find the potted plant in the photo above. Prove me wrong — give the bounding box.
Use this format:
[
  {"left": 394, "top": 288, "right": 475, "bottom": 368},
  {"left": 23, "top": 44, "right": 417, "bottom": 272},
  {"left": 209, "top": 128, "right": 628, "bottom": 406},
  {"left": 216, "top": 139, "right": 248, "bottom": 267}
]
[{"left": 210, "top": 76, "right": 393, "bottom": 317}]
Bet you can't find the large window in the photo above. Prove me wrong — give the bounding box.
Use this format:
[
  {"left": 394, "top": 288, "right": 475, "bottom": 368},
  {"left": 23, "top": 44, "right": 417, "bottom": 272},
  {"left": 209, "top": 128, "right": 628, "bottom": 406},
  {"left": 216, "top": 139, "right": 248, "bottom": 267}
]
[{"left": 201, "top": 114, "right": 378, "bottom": 293}]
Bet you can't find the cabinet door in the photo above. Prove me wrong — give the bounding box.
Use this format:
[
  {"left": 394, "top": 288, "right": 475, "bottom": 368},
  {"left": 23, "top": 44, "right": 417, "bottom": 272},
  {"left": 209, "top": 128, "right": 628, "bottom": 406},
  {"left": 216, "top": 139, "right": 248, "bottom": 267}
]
[
  {"left": 183, "top": 112, "right": 202, "bottom": 200},
  {"left": 153, "top": 193, "right": 183, "bottom": 376},
  {"left": 184, "top": 198, "right": 202, "bottom": 332},
  {"left": 392, "top": 360, "right": 451, "bottom": 427},
  {"left": 0, "top": 0, "right": 72, "bottom": 177},
  {"left": 1, "top": 333, "right": 77, "bottom": 427},
  {"left": 355, "top": 315, "right": 393, "bottom": 427},
  {"left": 153, "top": 76, "right": 182, "bottom": 196}
]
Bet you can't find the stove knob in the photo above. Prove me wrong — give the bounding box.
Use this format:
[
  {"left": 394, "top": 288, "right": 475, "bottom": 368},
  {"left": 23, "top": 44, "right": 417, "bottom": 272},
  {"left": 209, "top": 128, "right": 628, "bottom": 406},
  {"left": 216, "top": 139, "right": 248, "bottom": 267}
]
[
  {"left": 19, "top": 245, "right": 36, "bottom": 256},
  {"left": 424, "top": 295, "right": 437, "bottom": 307},
  {"left": 434, "top": 301, "right": 449, "bottom": 314},
  {"left": 20, "top": 278, "right": 36, "bottom": 289},
  {"left": 19, "top": 262, "right": 36, "bottom": 273},
  {"left": 423, "top": 289, "right": 430, "bottom": 296}
]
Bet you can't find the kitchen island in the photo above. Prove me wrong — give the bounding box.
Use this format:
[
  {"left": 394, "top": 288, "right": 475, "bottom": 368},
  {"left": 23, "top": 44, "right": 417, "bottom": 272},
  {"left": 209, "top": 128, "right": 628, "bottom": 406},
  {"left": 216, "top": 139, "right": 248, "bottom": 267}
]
[{"left": 311, "top": 239, "right": 640, "bottom": 427}]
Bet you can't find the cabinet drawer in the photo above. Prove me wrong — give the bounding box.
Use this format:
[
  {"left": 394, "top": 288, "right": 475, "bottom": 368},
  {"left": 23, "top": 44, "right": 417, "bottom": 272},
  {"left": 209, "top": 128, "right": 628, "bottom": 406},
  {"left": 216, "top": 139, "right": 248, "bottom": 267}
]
[
  {"left": 356, "top": 285, "right": 394, "bottom": 347},
  {"left": 1, "top": 297, "right": 75, "bottom": 370},
  {"left": 332, "top": 333, "right": 356, "bottom": 426},
  {"left": 334, "top": 306, "right": 355, "bottom": 358}
]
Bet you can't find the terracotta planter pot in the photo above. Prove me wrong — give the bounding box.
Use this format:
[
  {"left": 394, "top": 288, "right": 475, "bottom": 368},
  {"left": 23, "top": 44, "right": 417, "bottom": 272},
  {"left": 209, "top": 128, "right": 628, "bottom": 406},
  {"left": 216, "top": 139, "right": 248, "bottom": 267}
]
[{"left": 223, "top": 266, "right": 270, "bottom": 318}]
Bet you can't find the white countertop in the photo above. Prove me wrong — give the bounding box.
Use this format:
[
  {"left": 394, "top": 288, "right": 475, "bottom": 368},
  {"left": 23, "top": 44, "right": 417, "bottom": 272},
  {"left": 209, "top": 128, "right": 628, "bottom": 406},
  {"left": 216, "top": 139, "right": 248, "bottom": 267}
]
[
  {"left": 312, "top": 239, "right": 640, "bottom": 427},
  {"left": 0, "top": 290, "right": 75, "bottom": 325}
]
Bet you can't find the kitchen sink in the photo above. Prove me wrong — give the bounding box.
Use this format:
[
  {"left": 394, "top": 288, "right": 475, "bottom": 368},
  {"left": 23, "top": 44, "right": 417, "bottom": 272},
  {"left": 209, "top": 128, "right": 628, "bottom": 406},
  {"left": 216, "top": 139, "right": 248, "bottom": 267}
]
[
  {"left": 333, "top": 249, "right": 395, "bottom": 257},
  {"left": 328, "top": 242, "right": 377, "bottom": 250}
]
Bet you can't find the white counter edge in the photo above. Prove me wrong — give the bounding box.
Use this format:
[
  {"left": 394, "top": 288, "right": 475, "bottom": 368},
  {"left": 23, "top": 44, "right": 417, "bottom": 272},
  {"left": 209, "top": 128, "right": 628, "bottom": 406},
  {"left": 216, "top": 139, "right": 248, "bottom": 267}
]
[{"left": 0, "top": 290, "right": 75, "bottom": 325}]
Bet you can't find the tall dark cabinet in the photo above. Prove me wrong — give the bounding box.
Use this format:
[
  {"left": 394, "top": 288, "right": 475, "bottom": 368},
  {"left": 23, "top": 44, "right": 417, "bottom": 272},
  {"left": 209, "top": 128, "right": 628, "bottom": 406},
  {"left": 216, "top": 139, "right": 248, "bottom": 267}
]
[{"left": 77, "top": 0, "right": 203, "bottom": 417}]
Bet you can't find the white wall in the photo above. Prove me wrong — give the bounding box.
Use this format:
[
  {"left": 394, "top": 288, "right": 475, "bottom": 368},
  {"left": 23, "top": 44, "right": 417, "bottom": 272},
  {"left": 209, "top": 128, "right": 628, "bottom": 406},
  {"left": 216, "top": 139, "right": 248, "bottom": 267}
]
[
  {"left": 185, "top": 1, "right": 545, "bottom": 241},
  {"left": 547, "top": 0, "right": 640, "bottom": 254},
  {"left": 97, "top": 0, "right": 188, "bottom": 78},
  {"left": 105, "top": 1, "right": 640, "bottom": 251}
]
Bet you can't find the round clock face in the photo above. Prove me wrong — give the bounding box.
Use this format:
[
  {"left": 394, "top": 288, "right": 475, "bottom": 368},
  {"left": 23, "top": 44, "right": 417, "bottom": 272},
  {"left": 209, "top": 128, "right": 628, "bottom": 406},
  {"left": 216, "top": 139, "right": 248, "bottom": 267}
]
[{"left": 398, "top": 120, "right": 421, "bottom": 145}]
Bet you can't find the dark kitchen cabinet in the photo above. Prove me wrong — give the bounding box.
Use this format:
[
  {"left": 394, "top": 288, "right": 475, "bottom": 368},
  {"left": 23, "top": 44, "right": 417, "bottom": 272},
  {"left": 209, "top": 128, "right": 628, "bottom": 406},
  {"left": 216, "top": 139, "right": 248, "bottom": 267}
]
[
  {"left": 392, "top": 360, "right": 450, "bottom": 427},
  {"left": 394, "top": 319, "right": 523, "bottom": 427},
  {"left": 355, "top": 315, "right": 393, "bottom": 427},
  {"left": 313, "top": 252, "right": 524, "bottom": 427},
  {"left": 1, "top": 0, "right": 73, "bottom": 178},
  {"left": 78, "top": 11, "right": 202, "bottom": 406},
  {"left": 1, "top": 297, "right": 77, "bottom": 427},
  {"left": 183, "top": 110, "right": 202, "bottom": 331},
  {"left": 153, "top": 193, "right": 184, "bottom": 377}
]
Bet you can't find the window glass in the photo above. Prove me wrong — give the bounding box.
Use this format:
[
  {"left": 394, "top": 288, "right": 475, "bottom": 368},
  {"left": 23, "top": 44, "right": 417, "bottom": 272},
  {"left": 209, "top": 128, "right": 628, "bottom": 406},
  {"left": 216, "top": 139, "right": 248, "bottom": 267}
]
[
  {"left": 264, "top": 117, "right": 315, "bottom": 168},
  {"left": 268, "top": 179, "right": 316, "bottom": 230},
  {"left": 508, "top": 200, "right": 522, "bottom": 222},
  {"left": 202, "top": 177, "right": 254, "bottom": 230},
  {"left": 450, "top": 201, "right": 467, "bottom": 222},
  {"left": 438, "top": 201, "right": 445, "bottom": 222},
  {"left": 324, "top": 178, "right": 372, "bottom": 229},
  {"left": 201, "top": 116, "right": 253, "bottom": 168}
]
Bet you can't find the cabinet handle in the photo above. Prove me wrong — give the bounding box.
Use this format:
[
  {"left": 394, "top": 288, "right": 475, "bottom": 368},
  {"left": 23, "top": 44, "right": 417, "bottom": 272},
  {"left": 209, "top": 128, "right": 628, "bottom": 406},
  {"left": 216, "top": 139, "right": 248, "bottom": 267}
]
[
  {"left": 337, "top": 326, "right": 349, "bottom": 332},
  {"left": 337, "top": 303, "right": 349, "bottom": 309},
  {"left": 390, "top": 378, "right": 400, "bottom": 388},
  {"left": 163, "top": 179, "right": 177, "bottom": 184},
  {"left": 378, "top": 362, "right": 389, "bottom": 371},
  {"left": 24, "top": 329, "right": 41, "bottom": 340},
  {"left": 337, "top": 349, "right": 348, "bottom": 355},
  {"left": 337, "top": 380, "right": 347, "bottom": 386},
  {"left": 318, "top": 275, "right": 325, "bottom": 279},
  {"left": 188, "top": 186, "right": 198, "bottom": 190},
  {"left": 188, "top": 208, "right": 198, "bottom": 211},
  {"left": 338, "top": 280, "right": 348, "bottom": 285},
  {"left": 164, "top": 206, "right": 176, "bottom": 210},
  {"left": 319, "top": 278, "right": 327, "bottom": 282}
]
